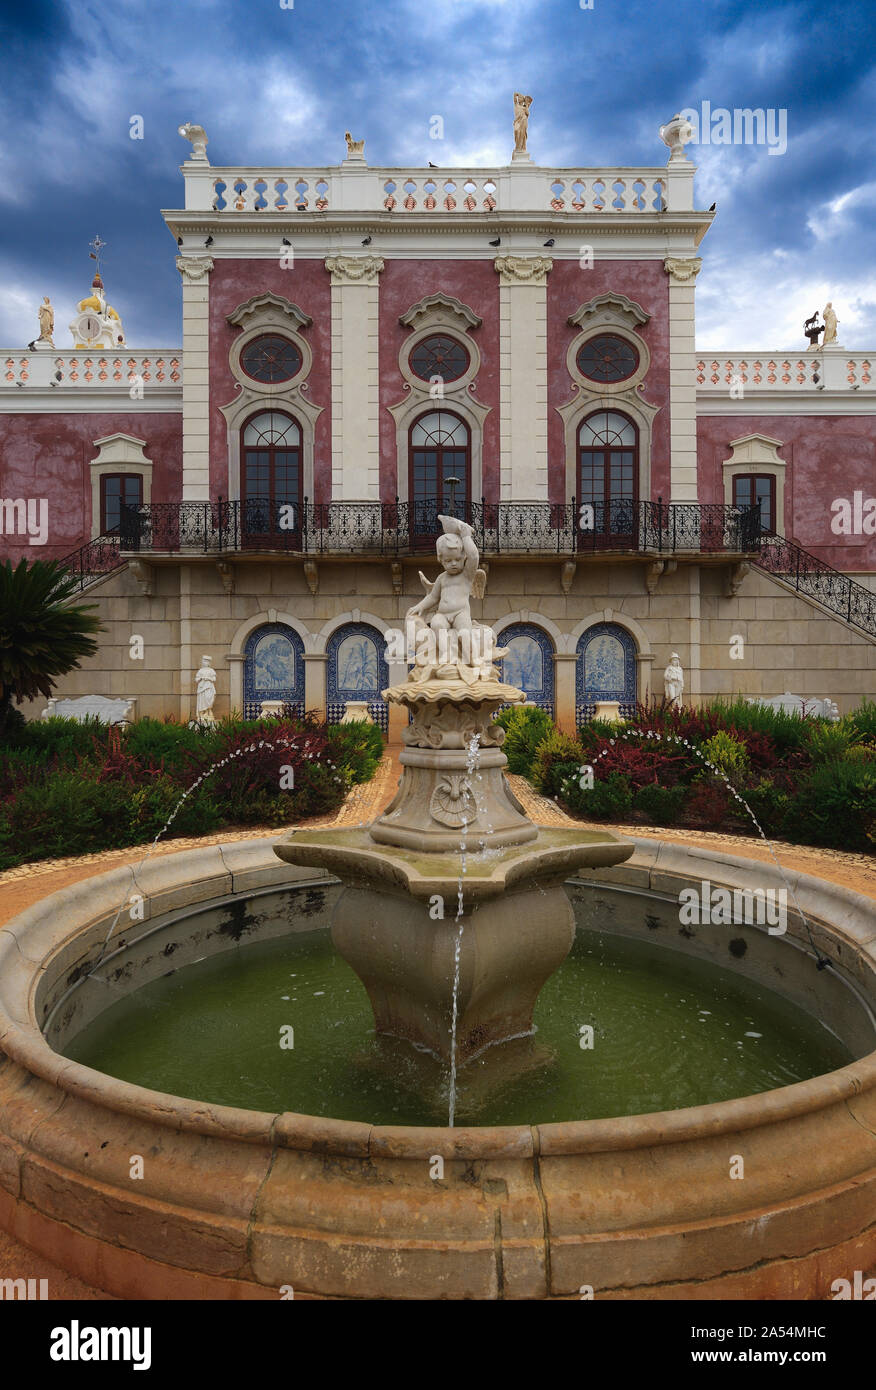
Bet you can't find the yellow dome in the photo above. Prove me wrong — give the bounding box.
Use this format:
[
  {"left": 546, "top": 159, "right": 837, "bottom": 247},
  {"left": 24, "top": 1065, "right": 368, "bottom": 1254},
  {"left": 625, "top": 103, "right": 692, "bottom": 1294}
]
[{"left": 78, "top": 295, "right": 101, "bottom": 311}]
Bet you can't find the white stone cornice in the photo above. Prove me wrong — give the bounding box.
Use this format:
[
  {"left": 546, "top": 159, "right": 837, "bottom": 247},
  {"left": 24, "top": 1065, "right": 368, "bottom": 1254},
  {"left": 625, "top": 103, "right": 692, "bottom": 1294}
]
[
  {"left": 227, "top": 292, "right": 312, "bottom": 331},
  {"left": 324, "top": 254, "right": 384, "bottom": 284},
  {"left": 663, "top": 255, "right": 702, "bottom": 283},
  {"left": 176, "top": 255, "right": 214, "bottom": 283},
  {"left": 493, "top": 254, "right": 552, "bottom": 286},
  {"left": 399, "top": 291, "right": 482, "bottom": 331}
]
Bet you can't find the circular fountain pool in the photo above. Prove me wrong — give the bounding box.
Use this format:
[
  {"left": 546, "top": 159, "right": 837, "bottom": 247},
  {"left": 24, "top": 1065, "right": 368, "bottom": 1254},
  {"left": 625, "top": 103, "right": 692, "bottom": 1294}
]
[
  {"left": 63, "top": 924, "right": 853, "bottom": 1128},
  {"left": 1, "top": 836, "right": 874, "bottom": 1300}
]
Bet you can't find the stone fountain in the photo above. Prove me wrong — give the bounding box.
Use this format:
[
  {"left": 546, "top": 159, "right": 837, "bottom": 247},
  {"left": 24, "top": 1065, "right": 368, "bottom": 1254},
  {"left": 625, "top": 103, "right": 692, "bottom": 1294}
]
[{"left": 275, "top": 516, "right": 634, "bottom": 1065}]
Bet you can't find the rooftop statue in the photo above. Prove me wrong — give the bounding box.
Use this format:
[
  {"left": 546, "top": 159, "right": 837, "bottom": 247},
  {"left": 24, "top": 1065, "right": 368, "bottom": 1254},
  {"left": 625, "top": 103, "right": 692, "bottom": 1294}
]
[
  {"left": 822, "top": 301, "right": 840, "bottom": 346},
  {"left": 344, "top": 131, "right": 365, "bottom": 158},
  {"left": 178, "top": 122, "right": 209, "bottom": 162},
  {"left": 513, "top": 92, "right": 532, "bottom": 154},
  {"left": 37, "top": 297, "right": 54, "bottom": 346}
]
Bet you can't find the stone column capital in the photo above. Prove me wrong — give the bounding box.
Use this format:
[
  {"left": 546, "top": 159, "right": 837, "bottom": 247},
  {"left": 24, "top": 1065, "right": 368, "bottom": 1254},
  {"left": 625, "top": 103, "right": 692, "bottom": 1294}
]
[
  {"left": 324, "top": 254, "right": 385, "bottom": 284},
  {"left": 176, "top": 255, "right": 214, "bottom": 283},
  {"left": 494, "top": 254, "right": 552, "bottom": 286},
  {"left": 663, "top": 256, "right": 702, "bottom": 284}
]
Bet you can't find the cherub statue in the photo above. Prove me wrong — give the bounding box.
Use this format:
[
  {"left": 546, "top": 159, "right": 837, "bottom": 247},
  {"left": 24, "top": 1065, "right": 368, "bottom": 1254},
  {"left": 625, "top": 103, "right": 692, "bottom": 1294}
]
[{"left": 406, "top": 516, "right": 502, "bottom": 685}]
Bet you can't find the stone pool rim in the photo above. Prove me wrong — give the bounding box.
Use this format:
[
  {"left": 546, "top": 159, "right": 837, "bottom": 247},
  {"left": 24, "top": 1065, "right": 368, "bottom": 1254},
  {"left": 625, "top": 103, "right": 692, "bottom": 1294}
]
[{"left": 1, "top": 834, "right": 874, "bottom": 1299}]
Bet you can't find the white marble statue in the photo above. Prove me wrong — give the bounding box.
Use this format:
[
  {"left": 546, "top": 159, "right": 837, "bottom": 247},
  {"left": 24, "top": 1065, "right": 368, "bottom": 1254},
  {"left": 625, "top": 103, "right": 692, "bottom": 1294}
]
[
  {"left": 822, "top": 301, "right": 839, "bottom": 345},
  {"left": 178, "top": 122, "right": 209, "bottom": 162},
  {"left": 513, "top": 93, "right": 532, "bottom": 154},
  {"left": 37, "top": 296, "right": 54, "bottom": 345},
  {"left": 195, "top": 654, "right": 217, "bottom": 722},
  {"left": 344, "top": 131, "right": 365, "bottom": 158},
  {"left": 406, "top": 516, "right": 501, "bottom": 685},
  {"left": 664, "top": 652, "right": 684, "bottom": 708}
]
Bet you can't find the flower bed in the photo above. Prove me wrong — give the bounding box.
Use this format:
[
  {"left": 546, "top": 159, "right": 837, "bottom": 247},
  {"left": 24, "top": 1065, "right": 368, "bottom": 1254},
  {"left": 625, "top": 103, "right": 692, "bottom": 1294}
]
[
  {"left": 0, "top": 712, "right": 383, "bottom": 871},
  {"left": 496, "top": 698, "right": 876, "bottom": 854}
]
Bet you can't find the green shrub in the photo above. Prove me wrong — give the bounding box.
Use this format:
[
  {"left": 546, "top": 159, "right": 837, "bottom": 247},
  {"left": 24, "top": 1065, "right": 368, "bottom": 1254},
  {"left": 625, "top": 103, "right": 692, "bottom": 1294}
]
[
  {"left": 708, "top": 697, "right": 811, "bottom": 754},
  {"left": 784, "top": 763, "right": 876, "bottom": 852},
  {"left": 633, "top": 782, "right": 687, "bottom": 826},
  {"left": 806, "top": 720, "right": 857, "bottom": 764},
  {"left": 495, "top": 705, "right": 554, "bottom": 776},
  {"left": 848, "top": 698, "right": 876, "bottom": 743},
  {"left": 698, "top": 730, "right": 750, "bottom": 787},
  {"left": 739, "top": 779, "right": 790, "bottom": 836},
  {"left": 530, "top": 729, "right": 584, "bottom": 794},
  {"left": 326, "top": 719, "right": 384, "bottom": 783},
  {"left": 562, "top": 770, "right": 633, "bottom": 820}
]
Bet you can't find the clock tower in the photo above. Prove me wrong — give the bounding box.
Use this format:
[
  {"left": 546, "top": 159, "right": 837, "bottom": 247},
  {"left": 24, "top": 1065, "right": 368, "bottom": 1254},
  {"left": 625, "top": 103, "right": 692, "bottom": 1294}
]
[{"left": 69, "top": 270, "right": 125, "bottom": 349}]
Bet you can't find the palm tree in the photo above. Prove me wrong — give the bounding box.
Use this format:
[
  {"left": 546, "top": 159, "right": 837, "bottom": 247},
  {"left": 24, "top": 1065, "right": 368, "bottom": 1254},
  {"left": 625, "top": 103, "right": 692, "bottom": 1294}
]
[{"left": 0, "top": 559, "right": 103, "bottom": 738}]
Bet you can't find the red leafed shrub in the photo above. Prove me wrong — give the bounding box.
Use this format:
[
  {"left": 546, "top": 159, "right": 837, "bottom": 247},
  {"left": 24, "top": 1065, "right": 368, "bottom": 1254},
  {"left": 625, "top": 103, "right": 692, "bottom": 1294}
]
[
  {"left": 586, "top": 736, "right": 688, "bottom": 789},
  {"left": 194, "top": 721, "right": 344, "bottom": 824},
  {"left": 684, "top": 781, "right": 730, "bottom": 828}
]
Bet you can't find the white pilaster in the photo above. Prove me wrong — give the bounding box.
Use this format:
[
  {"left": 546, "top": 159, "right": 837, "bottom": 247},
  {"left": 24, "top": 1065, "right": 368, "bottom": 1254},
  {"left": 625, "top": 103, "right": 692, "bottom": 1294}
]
[
  {"left": 494, "top": 255, "right": 551, "bottom": 501},
  {"left": 664, "top": 256, "right": 701, "bottom": 501},
  {"left": 325, "top": 255, "right": 384, "bottom": 500},
  {"left": 176, "top": 256, "right": 214, "bottom": 501}
]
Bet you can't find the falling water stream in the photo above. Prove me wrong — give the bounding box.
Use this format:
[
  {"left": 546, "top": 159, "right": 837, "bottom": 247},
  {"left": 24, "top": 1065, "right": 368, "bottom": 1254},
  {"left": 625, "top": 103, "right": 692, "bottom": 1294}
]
[{"left": 447, "top": 731, "right": 482, "bottom": 1126}]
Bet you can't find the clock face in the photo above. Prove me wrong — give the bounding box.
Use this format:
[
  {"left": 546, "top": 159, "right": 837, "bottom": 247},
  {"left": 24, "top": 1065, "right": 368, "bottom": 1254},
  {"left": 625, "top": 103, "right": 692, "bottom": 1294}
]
[{"left": 79, "top": 314, "right": 101, "bottom": 342}]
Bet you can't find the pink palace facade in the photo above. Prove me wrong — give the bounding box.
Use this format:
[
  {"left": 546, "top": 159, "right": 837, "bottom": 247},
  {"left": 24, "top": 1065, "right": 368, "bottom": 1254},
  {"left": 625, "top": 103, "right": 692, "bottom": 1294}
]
[{"left": 0, "top": 116, "right": 874, "bottom": 734}]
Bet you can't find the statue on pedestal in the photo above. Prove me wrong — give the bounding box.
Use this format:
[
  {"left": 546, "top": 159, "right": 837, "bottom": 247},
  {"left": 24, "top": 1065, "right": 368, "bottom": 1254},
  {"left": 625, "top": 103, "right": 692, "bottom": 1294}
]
[
  {"left": 664, "top": 652, "right": 684, "bottom": 708},
  {"left": 406, "top": 516, "right": 498, "bottom": 685},
  {"left": 344, "top": 131, "right": 365, "bottom": 158},
  {"left": 513, "top": 93, "right": 532, "bottom": 155},
  {"left": 822, "top": 301, "right": 840, "bottom": 346},
  {"left": 194, "top": 655, "right": 217, "bottom": 723},
  {"left": 37, "top": 297, "right": 54, "bottom": 347}
]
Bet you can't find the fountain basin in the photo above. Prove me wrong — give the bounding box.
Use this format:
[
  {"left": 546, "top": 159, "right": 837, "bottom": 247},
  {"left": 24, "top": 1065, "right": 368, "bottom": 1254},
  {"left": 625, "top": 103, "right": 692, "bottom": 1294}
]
[
  {"left": 275, "top": 825, "right": 634, "bottom": 1061},
  {"left": 0, "top": 837, "right": 874, "bottom": 1300}
]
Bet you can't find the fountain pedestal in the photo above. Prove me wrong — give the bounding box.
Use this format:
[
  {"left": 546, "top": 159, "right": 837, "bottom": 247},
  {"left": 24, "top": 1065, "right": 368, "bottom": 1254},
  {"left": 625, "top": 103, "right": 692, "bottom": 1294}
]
[
  {"left": 275, "top": 512, "right": 634, "bottom": 1069},
  {"left": 275, "top": 677, "right": 634, "bottom": 1064}
]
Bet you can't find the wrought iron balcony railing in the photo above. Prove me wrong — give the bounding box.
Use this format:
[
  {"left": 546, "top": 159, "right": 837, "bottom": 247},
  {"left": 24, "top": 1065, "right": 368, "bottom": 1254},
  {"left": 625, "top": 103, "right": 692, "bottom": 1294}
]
[{"left": 116, "top": 498, "right": 762, "bottom": 559}]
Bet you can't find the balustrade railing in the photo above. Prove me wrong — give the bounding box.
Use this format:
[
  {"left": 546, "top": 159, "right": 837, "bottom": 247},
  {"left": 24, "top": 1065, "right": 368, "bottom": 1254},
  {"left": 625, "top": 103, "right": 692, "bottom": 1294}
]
[
  {"left": 60, "top": 533, "right": 125, "bottom": 591},
  {"left": 696, "top": 352, "right": 872, "bottom": 393},
  {"left": 117, "top": 498, "right": 760, "bottom": 559},
  {"left": 2, "top": 351, "right": 181, "bottom": 390},
  {"left": 193, "top": 166, "right": 678, "bottom": 216}
]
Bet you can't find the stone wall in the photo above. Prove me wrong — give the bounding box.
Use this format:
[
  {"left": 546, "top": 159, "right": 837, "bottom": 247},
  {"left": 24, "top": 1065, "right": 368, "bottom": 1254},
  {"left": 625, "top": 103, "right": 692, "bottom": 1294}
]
[{"left": 20, "top": 557, "right": 875, "bottom": 727}]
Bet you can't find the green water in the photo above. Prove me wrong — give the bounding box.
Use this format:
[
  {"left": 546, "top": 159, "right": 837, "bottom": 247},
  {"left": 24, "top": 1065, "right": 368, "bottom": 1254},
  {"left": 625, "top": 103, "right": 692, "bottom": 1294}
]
[{"left": 63, "top": 929, "right": 853, "bottom": 1127}]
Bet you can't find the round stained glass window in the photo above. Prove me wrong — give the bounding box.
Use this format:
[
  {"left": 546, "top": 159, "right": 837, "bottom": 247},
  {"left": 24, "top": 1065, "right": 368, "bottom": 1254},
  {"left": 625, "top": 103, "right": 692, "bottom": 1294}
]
[
  {"left": 240, "top": 334, "right": 303, "bottom": 384},
  {"left": 409, "top": 334, "right": 469, "bottom": 384},
  {"left": 576, "top": 334, "right": 639, "bottom": 384}
]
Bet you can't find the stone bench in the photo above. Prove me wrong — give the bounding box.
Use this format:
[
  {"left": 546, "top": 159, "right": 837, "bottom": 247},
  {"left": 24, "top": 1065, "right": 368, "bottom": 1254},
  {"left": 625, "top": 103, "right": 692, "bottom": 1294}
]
[
  {"left": 41, "top": 694, "right": 137, "bottom": 725},
  {"left": 746, "top": 692, "right": 840, "bottom": 721}
]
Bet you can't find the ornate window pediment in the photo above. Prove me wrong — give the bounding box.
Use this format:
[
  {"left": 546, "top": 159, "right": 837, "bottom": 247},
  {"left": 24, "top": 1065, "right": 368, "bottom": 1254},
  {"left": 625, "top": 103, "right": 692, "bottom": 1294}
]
[
  {"left": 227, "top": 292, "right": 312, "bottom": 334},
  {"left": 568, "top": 293, "right": 650, "bottom": 332},
  {"left": 399, "top": 292, "right": 482, "bottom": 334}
]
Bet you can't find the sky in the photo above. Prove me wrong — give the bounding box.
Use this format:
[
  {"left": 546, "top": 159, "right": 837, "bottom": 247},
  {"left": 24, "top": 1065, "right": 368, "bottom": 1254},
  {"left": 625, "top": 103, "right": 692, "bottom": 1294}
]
[{"left": 1, "top": 0, "right": 874, "bottom": 351}]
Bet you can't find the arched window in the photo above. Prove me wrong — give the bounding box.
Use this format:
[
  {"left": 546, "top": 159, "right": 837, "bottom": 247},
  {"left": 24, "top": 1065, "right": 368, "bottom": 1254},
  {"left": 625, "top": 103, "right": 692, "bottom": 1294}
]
[
  {"left": 577, "top": 410, "right": 638, "bottom": 545},
  {"left": 576, "top": 622, "right": 638, "bottom": 726},
  {"left": 326, "top": 623, "right": 389, "bottom": 733},
  {"left": 409, "top": 410, "right": 470, "bottom": 542},
  {"left": 243, "top": 623, "right": 305, "bottom": 720},
  {"left": 241, "top": 410, "right": 302, "bottom": 544}
]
